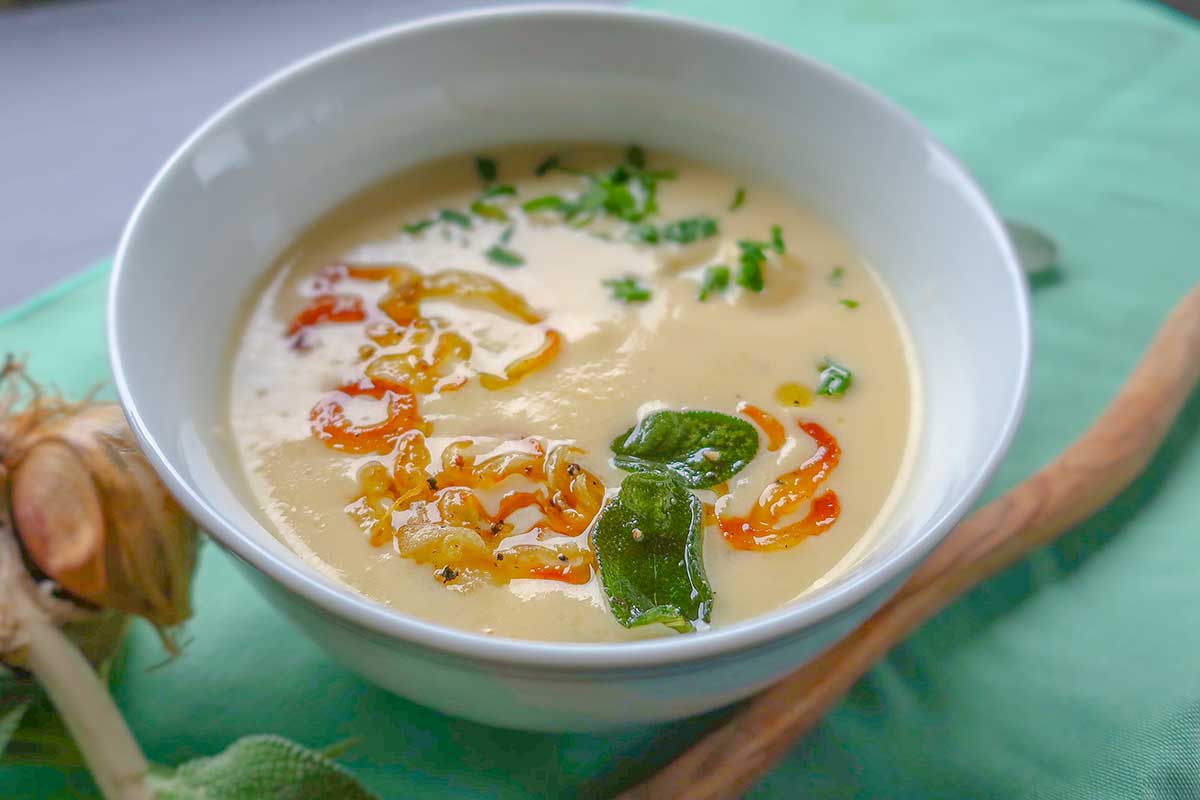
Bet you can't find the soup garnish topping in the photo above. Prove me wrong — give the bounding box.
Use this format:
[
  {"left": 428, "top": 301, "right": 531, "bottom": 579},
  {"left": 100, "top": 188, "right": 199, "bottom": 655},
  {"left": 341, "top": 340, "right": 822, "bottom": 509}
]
[{"left": 274, "top": 148, "right": 865, "bottom": 634}]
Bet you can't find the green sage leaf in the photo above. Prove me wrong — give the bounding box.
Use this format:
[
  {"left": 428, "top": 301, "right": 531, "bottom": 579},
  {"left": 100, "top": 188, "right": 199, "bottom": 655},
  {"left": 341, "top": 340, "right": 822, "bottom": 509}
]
[
  {"left": 610, "top": 409, "right": 758, "bottom": 488},
  {"left": 592, "top": 472, "right": 713, "bottom": 633},
  {"left": 148, "top": 735, "right": 378, "bottom": 800}
]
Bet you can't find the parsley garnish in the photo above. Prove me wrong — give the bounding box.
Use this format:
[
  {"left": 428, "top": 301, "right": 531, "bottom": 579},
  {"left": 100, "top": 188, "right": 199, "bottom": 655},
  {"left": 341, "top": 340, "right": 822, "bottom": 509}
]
[
  {"left": 604, "top": 276, "right": 652, "bottom": 303},
  {"left": 480, "top": 184, "right": 516, "bottom": 199},
  {"left": 839, "top": 298, "right": 859, "bottom": 309},
  {"left": 730, "top": 187, "right": 746, "bottom": 211},
  {"left": 661, "top": 216, "right": 719, "bottom": 245},
  {"left": 816, "top": 357, "right": 853, "bottom": 396},
  {"left": 470, "top": 200, "right": 508, "bottom": 222},
  {"left": 439, "top": 209, "right": 472, "bottom": 228},
  {"left": 630, "top": 224, "right": 660, "bottom": 245},
  {"left": 530, "top": 151, "right": 676, "bottom": 228},
  {"left": 476, "top": 156, "right": 498, "bottom": 183},
  {"left": 485, "top": 245, "right": 524, "bottom": 267},
  {"left": 698, "top": 265, "right": 730, "bottom": 300},
  {"left": 499, "top": 225, "right": 515, "bottom": 245},
  {"left": 735, "top": 240, "right": 768, "bottom": 292},
  {"left": 829, "top": 266, "right": 845, "bottom": 286},
  {"left": 595, "top": 176, "right": 639, "bottom": 220},
  {"left": 522, "top": 195, "right": 565, "bottom": 213},
  {"left": 534, "top": 155, "right": 561, "bottom": 176},
  {"left": 402, "top": 219, "right": 434, "bottom": 235},
  {"left": 469, "top": 185, "right": 517, "bottom": 221},
  {"left": 770, "top": 225, "right": 785, "bottom": 253},
  {"left": 736, "top": 260, "right": 764, "bottom": 292}
]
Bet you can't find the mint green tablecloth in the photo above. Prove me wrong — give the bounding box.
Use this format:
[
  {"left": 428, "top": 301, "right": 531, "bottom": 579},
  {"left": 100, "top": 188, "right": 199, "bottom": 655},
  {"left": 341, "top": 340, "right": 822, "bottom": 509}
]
[{"left": 3, "top": 1, "right": 1199, "bottom": 797}]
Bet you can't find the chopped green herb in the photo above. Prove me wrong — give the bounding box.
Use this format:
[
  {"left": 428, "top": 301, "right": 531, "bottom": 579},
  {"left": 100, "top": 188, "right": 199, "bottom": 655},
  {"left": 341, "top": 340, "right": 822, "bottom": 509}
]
[
  {"left": 604, "top": 276, "right": 652, "bottom": 303},
  {"left": 661, "top": 215, "right": 719, "bottom": 245},
  {"left": 591, "top": 471, "right": 712, "bottom": 633},
  {"left": 738, "top": 239, "right": 768, "bottom": 262},
  {"left": 698, "top": 265, "right": 730, "bottom": 301},
  {"left": 736, "top": 260, "right": 764, "bottom": 292},
  {"left": 470, "top": 200, "right": 509, "bottom": 222},
  {"left": 499, "top": 225, "right": 515, "bottom": 245},
  {"left": 829, "top": 266, "right": 846, "bottom": 286},
  {"left": 627, "top": 144, "right": 647, "bottom": 169},
  {"left": 816, "top": 357, "right": 853, "bottom": 396},
  {"left": 525, "top": 152, "right": 677, "bottom": 229},
  {"left": 630, "top": 224, "right": 660, "bottom": 245},
  {"left": 568, "top": 210, "right": 599, "bottom": 229},
  {"left": 521, "top": 195, "right": 565, "bottom": 213},
  {"left": 599, "top": 178, "right": 639, "bottom": 220},
  {"left": 534, "top": 155, "right": 560, "bottom": 176},
  {"left": 610, "top": 409, "right": 759, "bottom": 488},
  {"left": 438, "top": 209, "right": 472, "bottom": 228},
  {"left": 735, "top": 240, "right": 768, "bottom": 292},
  {"left": 770, "top": 224, "right": 786, "bottom": 253},
  {"left": 402, "top": 219, "right": 434, "bottom": 235},
  {"left": 485, "top": 245, "right": 524, "bottom": 267},
  {"left": 730, "top": 187, "right": 746, "bottom": 211},
  {"left": 480, "top": 184, "right": 516, "bottom": 199},
  {"left": 838, "top": 298, "right": 860, "bottom": 309},
  {"left": 475, "top": 155, "right": 498, "bottom": 183},
  {"left": 565, "top": 181, "right": 607, "bottom": 221}
]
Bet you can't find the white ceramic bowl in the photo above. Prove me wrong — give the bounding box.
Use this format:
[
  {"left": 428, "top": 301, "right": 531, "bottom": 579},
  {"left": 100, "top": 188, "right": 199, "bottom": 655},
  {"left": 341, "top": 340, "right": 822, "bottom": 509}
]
[{"left": 109, "top": 6, "right": 1030, "bottom": 731}]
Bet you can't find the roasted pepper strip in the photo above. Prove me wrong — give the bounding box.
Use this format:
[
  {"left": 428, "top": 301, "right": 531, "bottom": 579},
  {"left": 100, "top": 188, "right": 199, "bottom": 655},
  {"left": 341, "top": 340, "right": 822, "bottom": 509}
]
[
  {"left": 718, "top": 421, "right": 842, "bottom": 550},
  {"left": 737, "top": 401, "right": 787, "bottom": 452},
  {"left": 287, "top": 294, "right": 366, "bottom": 336},
  {"left": 310, "top": 378, "right": 424, "bottom": 453},
  {"left": 479, "top": 329, "right": 562, "bottom": 390}
]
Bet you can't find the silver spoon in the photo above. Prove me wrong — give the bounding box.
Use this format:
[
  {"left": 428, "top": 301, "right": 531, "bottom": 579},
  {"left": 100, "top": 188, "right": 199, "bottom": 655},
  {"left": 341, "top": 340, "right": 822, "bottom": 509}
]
[{"left": 1006, "top": 219, "right": 1060, "bottom": 276}]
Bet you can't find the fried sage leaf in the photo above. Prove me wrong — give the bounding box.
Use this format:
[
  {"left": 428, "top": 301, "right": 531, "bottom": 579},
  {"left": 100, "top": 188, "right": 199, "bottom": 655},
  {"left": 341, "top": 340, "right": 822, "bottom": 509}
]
[
  {"left": 610, "top": 409, "right": 758, "bottom": 488},
  {"left": 592, "top": 472, "right": 713, "bottom": 633}
]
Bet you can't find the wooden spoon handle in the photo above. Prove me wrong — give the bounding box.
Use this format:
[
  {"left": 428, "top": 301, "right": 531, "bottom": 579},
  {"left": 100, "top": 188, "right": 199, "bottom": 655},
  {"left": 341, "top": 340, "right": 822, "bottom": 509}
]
[{"left": 625, "top": 283, "right": 1200, "bottom": 800}]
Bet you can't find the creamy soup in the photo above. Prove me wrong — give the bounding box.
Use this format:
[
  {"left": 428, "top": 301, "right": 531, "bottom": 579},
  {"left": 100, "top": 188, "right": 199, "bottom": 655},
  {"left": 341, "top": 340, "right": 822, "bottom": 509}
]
[{"left": 229, "top": 144, "right": 916, "bottom": 642}]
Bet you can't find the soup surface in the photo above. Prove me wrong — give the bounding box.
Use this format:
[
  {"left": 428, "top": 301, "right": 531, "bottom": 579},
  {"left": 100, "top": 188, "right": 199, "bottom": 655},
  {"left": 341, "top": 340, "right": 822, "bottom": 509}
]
[{"left": 229, "top": 144, "right": 916, "bottom": 642}]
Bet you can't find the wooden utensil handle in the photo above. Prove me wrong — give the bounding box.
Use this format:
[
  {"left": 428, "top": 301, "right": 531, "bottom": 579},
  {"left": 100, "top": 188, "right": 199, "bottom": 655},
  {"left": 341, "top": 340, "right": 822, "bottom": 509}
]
[{"left": 625, "top": 284, "right": 1200, "bottom": 800}]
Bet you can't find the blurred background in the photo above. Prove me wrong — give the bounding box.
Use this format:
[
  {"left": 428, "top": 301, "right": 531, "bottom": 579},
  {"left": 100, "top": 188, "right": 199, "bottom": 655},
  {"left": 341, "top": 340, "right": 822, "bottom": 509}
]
[
  {"left": 0, "top": 0, "right": 617, "bottom": 307},
  {"left": 1, "top": 0, "right": 1197, "bottom": 307}
]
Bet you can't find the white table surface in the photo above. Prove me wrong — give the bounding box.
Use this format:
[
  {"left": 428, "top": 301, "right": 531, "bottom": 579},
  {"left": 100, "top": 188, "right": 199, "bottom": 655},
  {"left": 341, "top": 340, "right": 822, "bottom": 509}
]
[{"left": 0, "top": 0, "right": 617, "bottom": 310}]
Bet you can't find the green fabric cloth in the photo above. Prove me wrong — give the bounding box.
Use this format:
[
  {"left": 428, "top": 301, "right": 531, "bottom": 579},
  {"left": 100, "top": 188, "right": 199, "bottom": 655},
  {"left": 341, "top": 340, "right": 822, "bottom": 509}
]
[{"left": 2, "top": 1, "right": 1199, "bottom": 796}]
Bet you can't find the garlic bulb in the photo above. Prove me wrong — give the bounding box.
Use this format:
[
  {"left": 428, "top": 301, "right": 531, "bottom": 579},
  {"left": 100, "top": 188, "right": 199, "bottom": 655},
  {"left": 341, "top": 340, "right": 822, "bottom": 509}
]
[{"left": 0, "top": 360, "right": 199, "bottom": 653}]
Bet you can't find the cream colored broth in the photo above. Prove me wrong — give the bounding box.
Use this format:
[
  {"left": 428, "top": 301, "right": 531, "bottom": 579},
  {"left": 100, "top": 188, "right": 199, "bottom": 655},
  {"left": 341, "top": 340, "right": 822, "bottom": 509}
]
[{"left": 229, "top": 144, "right": 915, "bottom": 642}]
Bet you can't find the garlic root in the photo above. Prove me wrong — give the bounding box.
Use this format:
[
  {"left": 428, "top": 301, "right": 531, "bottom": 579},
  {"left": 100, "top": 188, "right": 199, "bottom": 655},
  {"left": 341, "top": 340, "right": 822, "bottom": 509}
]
[{"left": 0, "top": 358, "right": 201, "bottom": 798}]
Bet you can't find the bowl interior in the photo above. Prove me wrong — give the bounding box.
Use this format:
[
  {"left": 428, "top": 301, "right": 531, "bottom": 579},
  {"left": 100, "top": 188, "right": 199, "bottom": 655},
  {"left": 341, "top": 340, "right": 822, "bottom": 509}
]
[{"left": 110, "top": 8, "right": 1028, "bottom": 663}]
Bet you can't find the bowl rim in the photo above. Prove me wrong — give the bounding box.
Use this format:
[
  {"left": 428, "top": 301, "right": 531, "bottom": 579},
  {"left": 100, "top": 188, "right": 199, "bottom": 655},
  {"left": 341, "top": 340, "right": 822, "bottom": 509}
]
[{"left": 108, "top": 3, "right": 1032, "bottom": 672}]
